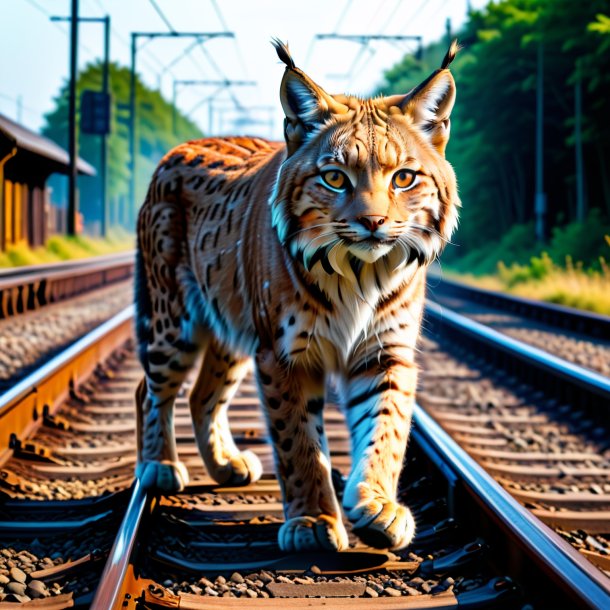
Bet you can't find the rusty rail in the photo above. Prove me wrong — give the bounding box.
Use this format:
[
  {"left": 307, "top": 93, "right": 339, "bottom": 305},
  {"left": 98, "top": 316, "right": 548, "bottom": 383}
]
[{"left": 0, "top": 305, "right": 134, "bottom": 467}]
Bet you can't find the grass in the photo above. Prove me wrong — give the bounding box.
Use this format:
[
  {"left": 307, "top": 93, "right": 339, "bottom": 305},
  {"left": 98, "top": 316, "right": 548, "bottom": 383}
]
[
  {"left": 0, "top": 228, "right": 134, "bottom": 268},
  {"left": 447, "top": 253, "right": 610, "bottom": 316},
  {"left": 444, "top": 211, "right": 610, "bottom": 316}
]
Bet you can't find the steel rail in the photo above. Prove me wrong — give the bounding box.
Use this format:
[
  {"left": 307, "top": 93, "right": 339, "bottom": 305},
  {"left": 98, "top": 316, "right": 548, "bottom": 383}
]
[
  {"left": 413, "top": 405, "right": 610, "bottom": 609},
  {"left": 425, "top": 300, "right": 610, "bottom": 409},
  {"left": 0, "top": 251, "right": 134, "bottom": 319},
  {"left": 0, "top": 305, "right": 134, "bottom": 464},
  {"left": 0, "top": 250, "right": 134, "bottom": 281},
  {"left": 427, "top": 271, "right": 610, "bottom": 339},
  {"left": 89, "top": 478, "right": 150, "bottom": 610}
]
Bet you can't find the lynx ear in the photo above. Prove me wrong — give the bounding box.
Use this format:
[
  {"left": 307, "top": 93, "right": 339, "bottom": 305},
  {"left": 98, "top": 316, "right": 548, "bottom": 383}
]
[
  {"left": 386, "top": 40, "right": 459, "bottom": 155},
  {"left": 272, "top": 38, "right": 348, "bottom": 154}
]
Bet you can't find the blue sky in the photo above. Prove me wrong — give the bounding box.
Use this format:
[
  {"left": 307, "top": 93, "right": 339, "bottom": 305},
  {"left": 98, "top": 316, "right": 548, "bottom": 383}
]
[{"left": 2, "top": 0, "right": 488, "bottom": 139}]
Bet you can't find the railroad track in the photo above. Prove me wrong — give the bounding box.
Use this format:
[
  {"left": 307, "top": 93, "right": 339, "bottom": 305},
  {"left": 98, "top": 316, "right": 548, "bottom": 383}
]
[
  {"left": 0, "top": 305, "right": 607, "bottom": 607},
  {"left": 0, "top": 252, "right": 135, "bottom": 391},
  {"left": 427, "top": 271, "right": 610, "bottom": 377},
  {"left": 0, "top": 251, "right": 134, "bottom": 320}
]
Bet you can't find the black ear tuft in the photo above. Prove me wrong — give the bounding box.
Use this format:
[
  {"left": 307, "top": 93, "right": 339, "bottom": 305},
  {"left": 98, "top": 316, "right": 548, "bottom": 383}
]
[
  {"left": 271, "top": 38, "right": 296, "bottom": 69},
  {"left": 441, "top": 39, "right": 460, "bottom": 70}
]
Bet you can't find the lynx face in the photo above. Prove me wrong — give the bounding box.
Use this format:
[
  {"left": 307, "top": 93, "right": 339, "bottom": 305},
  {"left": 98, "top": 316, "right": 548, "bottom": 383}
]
[{"left": 271, "top": 44, "right": 460, "bottom": 276}]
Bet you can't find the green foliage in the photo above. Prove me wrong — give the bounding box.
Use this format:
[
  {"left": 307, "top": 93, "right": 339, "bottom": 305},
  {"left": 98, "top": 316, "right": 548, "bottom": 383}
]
[
  {"left": 0, "top": 234, "right": 132, "bottom": 268},
  {"left": 378, "top": 0, "right": 610, "bottom": 269},
  {"left": 42, "top": 62, "right": 203, "bottom": 231},
  {"left": 443, "top": 222, "right": 538, "bottom": 275},
  {"left": 546, "top": 209, "right": 610, "bottom": 264},
  {"left": 446, "top": 210, "right": 610, "bottom": 277}
]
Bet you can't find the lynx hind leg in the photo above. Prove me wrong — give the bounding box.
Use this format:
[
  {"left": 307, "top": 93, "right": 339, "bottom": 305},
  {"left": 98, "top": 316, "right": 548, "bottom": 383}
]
[
  {"left": 189, "top": 340, "right": 262, "bottom": 486},
  {"left": 135, "top": 275, "right": 204, "bottom": 491},
  {"left": 135, "top": 334, "right": 199, "bottom": 494}
]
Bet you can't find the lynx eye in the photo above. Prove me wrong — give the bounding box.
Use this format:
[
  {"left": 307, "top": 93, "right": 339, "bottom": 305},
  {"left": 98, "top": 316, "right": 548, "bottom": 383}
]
[
  {"left": 392, "top": 169, "right": 417, "bottom": 190},
  {"left": 322, "top": 170, "right": 347, "bottom": 191}
]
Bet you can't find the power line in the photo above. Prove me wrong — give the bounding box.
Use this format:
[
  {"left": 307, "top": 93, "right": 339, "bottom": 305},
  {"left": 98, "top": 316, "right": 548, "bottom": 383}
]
[
  {"left": 333, "top": 0, "right": 353, "bottom": 32},
  {"left": 148, "top": 0, "right": 175, "bottom": 33},
  {"left": 210, "top": 0, "right": 250, "bottom": 79},
  {"left": 210, "top": 0, "right": 229, "bottom": 31},
  {"left": 159, "top": 38, "right": 204, "bottom": 78},
  {"left": 367, "top": 0, "right": 392, "bottom": 31},
  {"left": 89, "top": 0, "right": 165, "bottom": 75},
  {"left": 24, "top": 0, "right": 98, "bottom": 59},
  {"left": 305, "top": 0, "right": 354, "bottom": 69},
  {"left": 376, "top": 0, "right": 404, "bottom": 34},
  {"left": 0, "top": 92, "right": 41, "bottom": 116},
  {"left": 24, "top": 0, "right": 51, "bottom": 18},
  {"left": 396, "top": 0, "right": 434, "bottom": 36}
]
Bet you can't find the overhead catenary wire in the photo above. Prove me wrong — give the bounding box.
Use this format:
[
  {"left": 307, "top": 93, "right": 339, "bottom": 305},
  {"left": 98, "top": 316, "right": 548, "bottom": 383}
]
[
  {"left": 86, "top": 0, "right": 167, "bottom": 76},
  {"left": 24, "top": 0, "right": 98, "bottom": 60},
  {"left": 158, "top": 38, "right": 205, "bottom": 79},
  {"left": 145, "top": 0, "right": 242, "bottom": 112},
  {"left": 148, "top": 0, "right": 175, "bottom": 32},
  {"left": 305, "top": 0, "right": 355, "bottom": 69},
  {"left": 210, "top": 0, "right": 250, "bottom": 79},
  {"left": 342, "top": 0, "right": 433, "bottom": 90}
]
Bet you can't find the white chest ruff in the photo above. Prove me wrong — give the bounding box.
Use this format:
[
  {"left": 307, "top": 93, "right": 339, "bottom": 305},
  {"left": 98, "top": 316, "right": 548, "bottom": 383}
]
[{"left": 285, "top": 261, "right": 415, "bottom": 372}]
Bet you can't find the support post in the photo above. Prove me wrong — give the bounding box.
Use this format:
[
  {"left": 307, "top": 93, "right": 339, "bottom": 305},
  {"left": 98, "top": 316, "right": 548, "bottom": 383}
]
[
  {"left": 67, "top": 0, "right": 79, "bottom": 236},
  {"left": 101, "top": 15, "right": 110, "bottom": 237},
  {"left": 127, "top": 32, "right": 234, "bottom": 228},
  {"left": 129, "top": 34, "right": 137, "bottom": 230},
  {"left": 574, "top": 60, "right": 585, "bottom": 222},
  {"left": 535, "top": 41, "right": 546, "bottom": 242},
  {"left": 172, "top": 81, "right": 178, "bottom": 136}
]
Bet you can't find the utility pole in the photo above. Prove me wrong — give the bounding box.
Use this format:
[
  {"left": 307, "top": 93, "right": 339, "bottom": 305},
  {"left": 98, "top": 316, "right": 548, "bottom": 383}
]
[
  {"left": 574, "top": 59, "right": 585, "bottom": 221},
  {"left": 67, "top": 0, "right": 79, "bottom": 236},
  {"left": 445, "top": 18, "right": 452, "bottom": 47},
  {"left": 172, "top": 79, "right": 256, "bottom": 136},
  {"left": 51, "top": 14, "right": 111, "bottom": 237},
  {"left": 128, "top": 31, "right": 233, "bottom": 229},
  {"left": 534, "top": 40, "right": 546, "bottom": 243},
  {"left": 101, "top": 15, "right": 110, "bottom": 237}
]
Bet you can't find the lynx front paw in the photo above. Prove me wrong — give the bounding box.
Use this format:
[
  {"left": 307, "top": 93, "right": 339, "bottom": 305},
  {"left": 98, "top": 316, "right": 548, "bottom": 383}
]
[
  {"left": 136, "top": 460, "right": 189, "bottom": 493},
  {"left": 279, "top": 514, "right": 349, "bottom": 552},
  {"left": 347, "top": 491, "right": 415, "bottom": 550},
  {"left": 209, "top": 450, "right": 263, "bottom": 486}
]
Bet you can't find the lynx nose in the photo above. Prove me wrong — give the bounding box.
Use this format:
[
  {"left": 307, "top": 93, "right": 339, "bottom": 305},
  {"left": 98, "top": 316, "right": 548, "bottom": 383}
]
[{"left": 356, "top": 215, "right": 387, "bottom": 233}]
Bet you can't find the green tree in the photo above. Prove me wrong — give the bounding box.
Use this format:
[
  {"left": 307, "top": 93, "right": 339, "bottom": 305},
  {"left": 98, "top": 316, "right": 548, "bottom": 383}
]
[
  {"left": 377, "top": 0, "right": 610, "bottom": 265},
  {"left": 42, "top": 61, "right": 203, "bottom": 233}
]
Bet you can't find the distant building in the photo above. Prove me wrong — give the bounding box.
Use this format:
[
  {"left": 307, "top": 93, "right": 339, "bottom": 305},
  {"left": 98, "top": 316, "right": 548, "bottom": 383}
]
[{"left": 0, "top": 114, "right": 95, "bottom": 251}]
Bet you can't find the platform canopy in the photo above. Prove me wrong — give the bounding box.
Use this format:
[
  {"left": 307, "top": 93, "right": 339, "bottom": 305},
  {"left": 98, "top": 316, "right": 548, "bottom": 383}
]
[{"left": 0, "top": 114, "right": 96, "bottom": 181}]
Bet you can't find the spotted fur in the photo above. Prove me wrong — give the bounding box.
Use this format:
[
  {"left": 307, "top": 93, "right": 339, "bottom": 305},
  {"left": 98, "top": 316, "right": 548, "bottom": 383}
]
[{"left": 135, "top": 40, "right": 460, "bottom": 552}]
